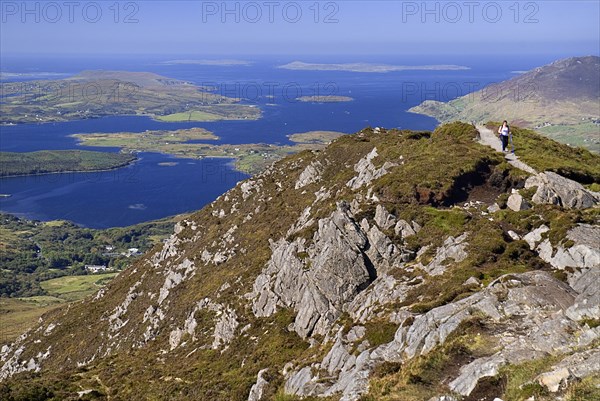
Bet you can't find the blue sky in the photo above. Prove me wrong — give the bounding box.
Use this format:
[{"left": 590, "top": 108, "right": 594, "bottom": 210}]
[{"left": 1, "top": 1, "right": 599, "bottom": 56}]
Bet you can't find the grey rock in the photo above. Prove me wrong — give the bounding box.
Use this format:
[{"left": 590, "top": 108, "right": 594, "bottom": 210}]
[
  {"left": 346, "top": 326, "right": 366, "bottom": 343},
  {"left": 346, "top": 148, "right": 397, "bottom": 190},
  {"left": 285, "top": 366, "right": 323, "bottom": 396},
  {"left": 372, "top": 271, "right": 587, "bottom": 398},
  {"left": 532, "top": 224, "right": 600, "bottom": 272},
  {"left": 247, "top": 369, "right": 269, "bottom": 401},
  {"left": 252, "top": 203, "right": 373, "bottom": 338},
  {"left": 565, "top": 267, "right": 600, "bottom": 321},
  {"left": 212, "top": 307, "right": 239, "bottom": 350},
  {"left": 417, "top": 233, "right": 469, "bottom": 276},
  {"left": 507, "top": 230, "right": 521, "bottom": 241},
  {"left": 536, "top": 348, "right": 600, "bottom": 392},
  {"left": 427, "top": 397, "right": 458, "bottom": 401},
  {"left": 374, "top": 205, "right": 396, "bottom": 230},
  {"left": 347, "top": 274, "right": 416, "bottom": 323},
  {"left": 523, "top": 225, "right": 549, "bottom": 250},
  {"left": 463, "top": 277, "right": 481, "bottom": 287},
  {"left": 506, "top": 192, "right": 531, "bottom": 211},
  {"left": 295, "top": 161, "right": 323, "bottom": 190},
  {"left": 487, "top": 203, "right": 501, "bottom": 213},
  {"left": 394, "top": 219, "right": 417, "bottom": 238},
  {"left": 525, "top": 171, "right": 600, "bottom": 209}
]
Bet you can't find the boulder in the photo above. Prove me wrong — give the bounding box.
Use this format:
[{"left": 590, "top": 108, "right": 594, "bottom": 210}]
[
  {"left": 506, "top": 191, "right": 531, "bottom": 211},
  {"left": 525, "top": 171, "right": 599, "bottom": 209}
]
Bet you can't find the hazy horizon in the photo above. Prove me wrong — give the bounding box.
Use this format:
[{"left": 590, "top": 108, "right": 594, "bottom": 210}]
[{"left": 1, "top": 1, "right": 599, "bottom": 57}]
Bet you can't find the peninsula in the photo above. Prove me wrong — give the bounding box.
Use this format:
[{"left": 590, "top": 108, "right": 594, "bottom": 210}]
[
  {"left": 0, "top": 150, "right": 136, "bottom": 177},
  {"left": 0, "top": 70, "right": 261, "bottom": 124},
  {"left": 73, "top": 129, "right": 346, "bottom": 174}
]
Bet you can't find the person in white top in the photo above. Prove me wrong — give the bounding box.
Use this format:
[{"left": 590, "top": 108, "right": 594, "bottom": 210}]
[{"left": 498, "top": 120, "right": 511, "bottom": 152}]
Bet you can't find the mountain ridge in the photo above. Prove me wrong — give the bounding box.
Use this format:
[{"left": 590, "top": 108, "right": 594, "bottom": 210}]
[{"left": 1, "top": 123, "right": 599, "bottom": 401}]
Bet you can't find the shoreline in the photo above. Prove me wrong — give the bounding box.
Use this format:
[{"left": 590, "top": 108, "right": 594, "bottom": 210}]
[{"left": 0, "top": 158, "right": 138, "bottom": 179}]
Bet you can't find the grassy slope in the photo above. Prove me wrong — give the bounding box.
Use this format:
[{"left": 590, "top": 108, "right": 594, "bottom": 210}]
[
  {"left": 0, "top": 150, "right": 136, "bottom": 177},
  {"left": 1, "top": 123, "right": 598, "bottom": 400},
  {"left": 0, "top": 273, "right": 118, "bottom": 346}
]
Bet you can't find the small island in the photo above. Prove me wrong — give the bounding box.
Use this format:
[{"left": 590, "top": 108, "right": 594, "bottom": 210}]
[
  {"left": 296, "top": 96, "right": 354, "bottom": 103},
  {"left": 0, "top": 150, "right": 137, "bottom": 177},
  {"left": 278, "top": 61, "right": 470, "bottom": 73}
]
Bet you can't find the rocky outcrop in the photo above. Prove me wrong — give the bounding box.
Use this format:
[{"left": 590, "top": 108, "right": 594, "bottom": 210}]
[
  {"left": 524, "top": 223, "right": 600, "bottom": 272},
  {"left": 525, "top": 171, "right": 600, "bottom": 209},
  {"left": 284, "top": 270, "right": 599, "bottom": 401},
  {"left": 285, "top": 328, "right": 374, "bottom": 401},
  {"left": 346, "top": 148, "right": 397, "bottom": 190},
  {"left": 416, "top": 233, "right": 469, "bottom": 276},
  {"left": 251, "top": 202, "right": 375, "bottom": 338},
  {"left": 295, "top": 161, "right": 323, "bottom": 189},
  {"left": 376, "top": 271, "right": 597, "bottom": 398},
  {"left": 247, "top": 369, "right": 269, "bottom": 401}
]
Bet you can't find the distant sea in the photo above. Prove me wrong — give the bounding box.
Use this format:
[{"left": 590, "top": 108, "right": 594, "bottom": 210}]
[{"left": 0, "top": 54, "right": 562, "bottom": 228}]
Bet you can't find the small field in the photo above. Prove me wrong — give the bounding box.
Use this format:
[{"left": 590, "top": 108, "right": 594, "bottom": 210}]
[
  {"left": 154, "top": 110, "right": 224, "bottom": 122},
  {"left": 0, "top": 273, "right": 119, "bottom": 345},
  {"left": 40, "top": 273, "right": 119, "bottom": 302}
]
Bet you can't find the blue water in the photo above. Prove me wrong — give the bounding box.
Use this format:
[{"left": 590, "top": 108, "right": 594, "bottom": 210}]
[{"left": 0, "top": 54, "right": 555, "bottom": 227}]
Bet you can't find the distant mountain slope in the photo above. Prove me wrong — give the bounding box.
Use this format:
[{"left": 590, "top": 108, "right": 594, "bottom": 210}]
[
  {"left": 1, "top": 123, "right": 599, "bottom": 401},
  {"left": 409, "top": 56, "right": 600, "bottom": 150}
]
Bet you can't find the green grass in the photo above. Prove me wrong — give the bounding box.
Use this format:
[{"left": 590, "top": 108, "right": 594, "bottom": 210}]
[
  {"left": 154, "top": 110, "right": 224, "bottom": 122},
  {"left": 40, "top": 273, "right": 119, "bottom": 302}
]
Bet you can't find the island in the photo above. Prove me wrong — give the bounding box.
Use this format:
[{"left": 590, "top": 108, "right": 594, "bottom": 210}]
[
  {"left": 278, "top": 61, "right": 470, "bottom": 73},
  {"left": 0, "top": 150, "right": 137, "bottom": 177},
  {"left": 0, "top": 70, "right": 261, "bottom": 124},
  {"left": 296, "top": 95, "right": 354, "bottom": 103},
  {"left": 73, "top": 129, "right": 346, "bottom": 174},
  {"left": 71, "top": 127, "right": 219, "bottom": 151}
]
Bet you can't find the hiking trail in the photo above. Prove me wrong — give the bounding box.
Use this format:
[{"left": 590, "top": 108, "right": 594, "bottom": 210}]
[{"left": 476, "top": 125, "right": 537, "bottom": 174}]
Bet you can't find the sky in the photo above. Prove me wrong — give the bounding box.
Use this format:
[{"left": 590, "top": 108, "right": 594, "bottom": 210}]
[{"left": 0, "top": 0, "right": 599, "bottom": 56}]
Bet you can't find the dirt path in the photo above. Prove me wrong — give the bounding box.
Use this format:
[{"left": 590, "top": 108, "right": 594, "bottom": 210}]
[{"left": 476, "top": 125, "right": 537, "bottom": 175}]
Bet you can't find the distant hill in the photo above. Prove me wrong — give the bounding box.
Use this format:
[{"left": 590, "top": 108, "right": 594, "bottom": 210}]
[
  {"left": 409, "top": 56, "right": 600, "bottom": 150},
  {"left": 0, "top": 70, "right": 260, "bottom": 124}
]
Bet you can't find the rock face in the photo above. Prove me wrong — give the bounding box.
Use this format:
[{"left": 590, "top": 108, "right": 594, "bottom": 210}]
[
  {"left": 525, "top": 171, "right": 600, "bottom": 209},
  {"left": 251, "top": 202, "right": 375, "bottom": 338},
  {"left": 284, "top": 270, "right": 599, "bottom": 401},
  {"left": 416, "top": 233, "right": 469, "bottom": 276},
  {"left": 536, "top": 348, "right": 600, "bottom": 393}
]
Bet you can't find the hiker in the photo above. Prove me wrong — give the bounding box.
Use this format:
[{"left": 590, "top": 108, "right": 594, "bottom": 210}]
[{"left": 498, "top": 120, "right": 511, "bottom": 152}]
